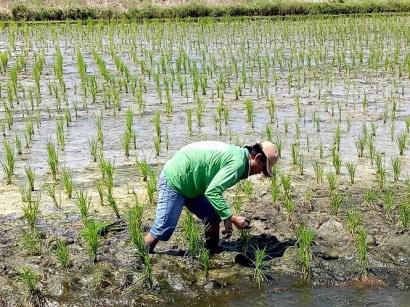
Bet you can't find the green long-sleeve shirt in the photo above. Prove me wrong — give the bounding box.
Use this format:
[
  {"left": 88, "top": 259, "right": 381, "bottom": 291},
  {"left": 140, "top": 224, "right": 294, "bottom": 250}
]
[{"left": 163, "top": 141, "right": 249, "bottom": 220}]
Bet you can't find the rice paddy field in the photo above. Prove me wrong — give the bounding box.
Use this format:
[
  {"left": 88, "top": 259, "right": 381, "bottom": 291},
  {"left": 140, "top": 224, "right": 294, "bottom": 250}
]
[{"left": 0, "top": 14, "right": 409, "bottom": 306}]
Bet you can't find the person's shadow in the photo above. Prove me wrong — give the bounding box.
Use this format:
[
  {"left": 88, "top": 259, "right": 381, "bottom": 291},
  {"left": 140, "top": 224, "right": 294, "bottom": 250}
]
[
  {"left": 156, "top": 233, "right": 296, "bottom": 268},
  {"left": 221, "top": 234, "right": 296, "bottom": 267}
]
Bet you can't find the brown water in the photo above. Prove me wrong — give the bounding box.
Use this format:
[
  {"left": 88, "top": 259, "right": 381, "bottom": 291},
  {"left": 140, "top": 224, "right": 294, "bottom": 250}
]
[{"left": 188, "top": 287, "right": 410, "bottom": 307}]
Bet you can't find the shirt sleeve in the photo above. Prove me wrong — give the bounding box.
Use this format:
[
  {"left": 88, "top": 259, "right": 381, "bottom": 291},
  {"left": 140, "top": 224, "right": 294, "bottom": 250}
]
[{"left": 204, "top": 160, "right": 243, "bottom": 220}]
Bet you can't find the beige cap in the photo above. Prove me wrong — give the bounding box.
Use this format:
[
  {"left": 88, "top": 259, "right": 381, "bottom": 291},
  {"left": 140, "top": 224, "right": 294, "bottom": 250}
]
[{"left": 257, "top": 141, "right": 279, "bottom": 177}]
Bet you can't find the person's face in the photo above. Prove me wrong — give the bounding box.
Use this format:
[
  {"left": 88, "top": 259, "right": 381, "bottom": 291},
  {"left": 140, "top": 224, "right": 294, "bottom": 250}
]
[{"left": 249, "top": 153, "right": 266, "bottom": 176}]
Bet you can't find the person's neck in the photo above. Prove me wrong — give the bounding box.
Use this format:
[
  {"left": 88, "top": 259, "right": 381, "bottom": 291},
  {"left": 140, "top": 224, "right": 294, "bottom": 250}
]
[{"left": 243, "top": 148, "right": 251, "bottom": 179}]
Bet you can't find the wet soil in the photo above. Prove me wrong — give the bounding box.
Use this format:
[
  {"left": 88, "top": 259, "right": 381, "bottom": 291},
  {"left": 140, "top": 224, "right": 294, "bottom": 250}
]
[{"left": 0, "top": 178, "right": 409, "bottom": 305}]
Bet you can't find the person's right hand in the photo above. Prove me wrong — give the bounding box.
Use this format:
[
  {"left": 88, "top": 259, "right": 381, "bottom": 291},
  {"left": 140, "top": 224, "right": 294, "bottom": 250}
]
[{"left": 231, "top": 215, "right": 251, "bottom": 230}]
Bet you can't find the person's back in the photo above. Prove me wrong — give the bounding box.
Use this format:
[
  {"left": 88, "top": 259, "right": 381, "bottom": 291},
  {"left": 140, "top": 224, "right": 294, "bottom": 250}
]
[{"left": 163, "top": 141, "right": 249, "bottom": 199}]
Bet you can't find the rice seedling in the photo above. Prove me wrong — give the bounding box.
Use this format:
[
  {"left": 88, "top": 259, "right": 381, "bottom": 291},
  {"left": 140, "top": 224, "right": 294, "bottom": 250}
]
[
  {"left": 392, "top": 157, "right": 401, "bottom": 181},
  {"left": 18, "top": 266, "right": 39, "bottom": 296},
  {"left": 4, "top": 103, "right": 13, "bottom": 128},
  {"left": 125, "top": 107, "right": 134, "bottom": 135},
  {"left": 64, "top": 108, "right": 72, "bottom": 127},
  {"left": 122, "top": 129, "right": 132, "bottom": 157},
  {"left": 274, "top": 136, "right": 282, "bottom": 158},
  {"left": 88, "top": 137, "right": 98, "bottom": 162},
  {"left": 346, "top": 162, "right": 356, "bottom": 185},
  {"left": 127, "top": 202, "right": 144, "bottom": 239},
  {"left": 199, "top": 247, "right": 210, "bottom": 279},
  {"left": 0, "top": 121, "right": 5, "bottom": 137},
  {"left": 267, "top": 96, "right": 275, "bottom": 123},
  {"left": 297, "top": 155, "right": 304, "bottom": 175},
  {"left": 376, "top": 165, "right": 386, "bottom": 189},
  {"left": 313, "top": 161, "right": 324, "bottom": 184},
  {"left": 374, "top": 152, "right": 383, "bottom": 173},
  {"left": 398, "top": 201, "right": 409, "bottom": 228},
  {"left": 142, "top": 251, "right": 153, "bottom": 289},
  {"left": 62, "top": 168, "right": 73, "bottom": 199},
  {"left": 346, "top": 208, "right": 361, "bottom": 235},
  {"left": 330, "top": 192, "right": 343, "bottom": 215},
  {"left": 283, "top": 196, "right": 295, "bottom": 219},
  {"left": 46, "top": 140, "right": 59, "bottom": 181},
  {"left": 252, "top": 246, "right": 269, "bottom": 289},
  {"left": 362, "top": 93, "right": 367, "bottom": 114},
  {"left": 296, "top": 225, "right": 315, "bottom": 280},
  {"left": 314, "top": 115, "right": 320, "bottom": 132},
  {"left": 153, "top": 111, "right": 161, "bottom": 142},
  {"left": 154, "top": 135, "right": 161, "bottom": 156},
  {"left": 405, "top": 117, "right": 410, "bottom": 133},
  {"left": 25, "top": 119, "right": 34, "bottom": 143},
  {"left": 333, "top": 125, "right": 341, "bottom": 151},
  {"left": 270, "top": 178, "right": 280, "bottom": 202},
  {"left": 22, "top": 195, "right": 40, "bottom": 232},
  {"left": 54, "top": 238, "right": 70, "bottom": 269},
  {"left": 280, "top": 174, "right": 292, "bottom": 199},
  {"left": 45, "top": 182, "right": 61, "bottom": 208},
  {"left": 76, "top": 187, "right": 91, "bottom": 221},
  {"left": 146, "top": 173, "right": 157, "bottom": 205},
  {"left": 25, "top": 165, "right": 36, "bottom": 191},
  {"left": 355, "top": 227, "right": 368, "bottom": 274},
  {"left": 136, "top": 158, "right": 151, "bottom": 182},
  {"left": 265, "top": 124, "right": 273, "bottom": 142},
  {"left": 397, "top": 132, "right": 408, "bottom": 155},
  {"left": 56, "top": 118, "right": 65, "bottom": 151},
  {"left": 96, "top": 116, "right": 104, "bottom": 146},
  {"left": 383, "top": 189, "right": 395, "bottom": 217},
  {"left": 15, "top": 134, "right": 22, "bottom": 155},
  {"left": 21, "top": 228, "right": 42, "bottom": 255},
  {"left": 319, "top": 141, "right": 324, "bottom": 160},
  {"left": 233, "top": 195, "right": 243, "bottom": 214},
  {"left": 326, "top": 171, "right": 338, "bottom": 192},
  {"left": 186, "top": 108, "right": 193, "bottom": 136},
  {"left": 182, "top": 211, "right": 203, "bottom": 257},
  {"left": 355, "top": 137, "right": 366, "bottom": 158},
  {"left": 244, "top": 98, "right": 254, "bottom": 129},
  {"left": 241, "top": 180, "right": 253, "bottom": 200},
  {"left": 104, "top": 188, "right": 120, "bottom": 219},
  {"left": 1, "top": 138, "right": 15, "bottom": 184},
  {"left": 240, "top": 228, "right": 251, "bottom": 254},
  {"left": 196, "top": 97, "right": 204, "bottom": 127},
  {"left": 291, "top": 143, "right": 299, "bottom": 165},
  {"left": 295, "top": 123, "right": 301, "bottom": 140},
  {"left": 364, "top": 188, "right": 379, "bottom": 205},
  {"left": 331, "top": 148, "right": 341, "bottom": 175},
  {"left": 20, "top": 184, "right": 32, "bottom": 203},
  {"left": 302, "top": 188, "right": 314, "bottom": 211},
  {"left": 81, "top": 219, "right": 101, "bottom": 263}
]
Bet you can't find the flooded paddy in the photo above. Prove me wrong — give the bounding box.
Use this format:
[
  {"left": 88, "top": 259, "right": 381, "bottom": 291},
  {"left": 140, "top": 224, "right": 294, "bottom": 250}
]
[{"left": 0, "top": 15, "right": 409, "bottom": 306}]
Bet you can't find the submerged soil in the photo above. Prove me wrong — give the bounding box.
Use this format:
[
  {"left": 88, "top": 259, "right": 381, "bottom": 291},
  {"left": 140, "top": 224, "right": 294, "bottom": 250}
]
[{"left": 0, "top": 16, "right": 409, "bottom": 306}]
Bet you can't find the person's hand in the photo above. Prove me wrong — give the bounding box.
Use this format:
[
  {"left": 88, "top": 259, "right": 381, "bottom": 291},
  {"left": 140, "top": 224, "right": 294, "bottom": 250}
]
[
  {"left": 231, "top": 215, "right": 252, "bottom": 230},
  {"left": 222, "top": 215, "right": 251, "bottom": 239}
]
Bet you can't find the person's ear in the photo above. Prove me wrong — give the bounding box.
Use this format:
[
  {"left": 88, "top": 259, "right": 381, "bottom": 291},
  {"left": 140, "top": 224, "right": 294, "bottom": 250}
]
[{"left": 256, "top": 153, "right": 264, "bottom": 163}]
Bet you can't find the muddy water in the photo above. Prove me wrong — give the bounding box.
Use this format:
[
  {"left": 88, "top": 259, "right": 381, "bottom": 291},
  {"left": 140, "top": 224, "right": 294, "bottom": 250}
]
[
  {"left": 186, "top": 287, "right": 410, "bottom": 307},
  {"left": 0, "top": 16, "right": 409, "bottom": 305}
]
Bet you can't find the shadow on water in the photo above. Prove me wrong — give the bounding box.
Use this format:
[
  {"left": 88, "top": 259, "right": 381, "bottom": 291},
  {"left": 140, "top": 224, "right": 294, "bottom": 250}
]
[
  {"left": 156, "top": 234, "right": 296, "bottom": 267},
  {"left": 223, "top": 234, "right": 297, "bottom": 267}
]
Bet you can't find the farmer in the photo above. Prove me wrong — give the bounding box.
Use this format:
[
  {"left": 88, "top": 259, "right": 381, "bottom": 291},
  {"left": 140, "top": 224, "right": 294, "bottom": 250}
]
[{"left": 144, "top": 140, "right": 279, "bottom": 254}]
